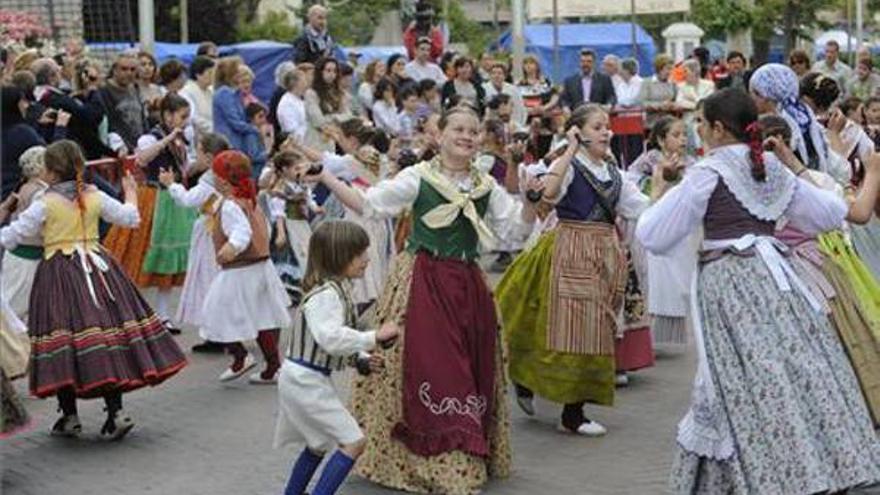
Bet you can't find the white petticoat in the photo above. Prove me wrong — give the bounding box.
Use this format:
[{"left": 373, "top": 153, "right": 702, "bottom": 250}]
[
  {"left": 1, "top": 250, "right": 39, "bottom": 323},
  {"left": 200, "top": 259, "right": 292, "bottom": 343},
  {"left": 176, "top": 217, "right": 221, "bottom": 327},
  {"left": 273, "top": 360, "right": 364, "bottom": 452}
]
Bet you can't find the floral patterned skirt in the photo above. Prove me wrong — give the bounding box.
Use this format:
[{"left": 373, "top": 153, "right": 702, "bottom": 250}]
[
  {"left": 670, "top": 255, "right": 880, "bottom": 494},
  {"left": 351, "top": 251, "right": 511, "bottom": 495}
]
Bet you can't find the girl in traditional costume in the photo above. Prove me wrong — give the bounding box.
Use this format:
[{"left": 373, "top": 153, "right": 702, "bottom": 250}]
[
  {"left": 308, "top": 105, "right": 532, "bottom": 494},
  {"left": 636, "top": 88, "right": 880, "bottom": 493},
  {"left": 625, "top": 116, "right": 698, "bottom": 345},
  {"left": 191, "top": 150, "right": 291, "bottom": 384},
  {"left": 103, "top": 93, "right": 198, "bottom": 332},
  {"left": 0, "top": 140, "right": 187, "bottom": 440},
  {"left": 496, "top": 104, "right": 650, "bottom": 433},
  {"left": 162, "top": 133, "right": 229, "bottom": 353}
]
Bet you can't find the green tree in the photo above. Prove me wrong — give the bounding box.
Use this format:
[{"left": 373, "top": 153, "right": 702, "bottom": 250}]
[
  {"left": 443, "top": 0, "right": 494, "bottom": 56},
  {"left": 297, "top": 0, "right": 399, "bottom": 46},
  {"left": 237, "top": 10, "right": 299, "bottom": 42}
]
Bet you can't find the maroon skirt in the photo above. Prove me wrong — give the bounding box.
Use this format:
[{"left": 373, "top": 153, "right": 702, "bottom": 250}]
[
  {"left": 392, "top": 252, "right": 498, "bottom": 458},
  {"left": 28, "top": 250, "right": 187, "bottom": 399}
]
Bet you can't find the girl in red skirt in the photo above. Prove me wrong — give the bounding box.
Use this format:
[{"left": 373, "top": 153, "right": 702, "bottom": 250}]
[{"left": 0, "top": 140, "right": 187, "bottom": 440}]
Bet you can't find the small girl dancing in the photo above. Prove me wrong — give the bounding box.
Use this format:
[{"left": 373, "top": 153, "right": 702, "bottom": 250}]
[
  {"left": 184, "top": 150, "right": 291, "bottom": 384},
  {"left": 274, "top": 220, "right": 399, "bottom": 495}
]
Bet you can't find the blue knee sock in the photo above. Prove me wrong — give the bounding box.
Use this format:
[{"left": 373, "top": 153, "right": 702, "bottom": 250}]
[
  {"left": 284, "top": 448, "right": 324, "bottom": 495},
  {"left": 311, "top": 450, "right": 356, "bottom": 495}
]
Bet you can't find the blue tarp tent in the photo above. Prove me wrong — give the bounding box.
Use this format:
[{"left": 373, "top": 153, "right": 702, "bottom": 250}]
[{"left": 495, "top": 23, "right": 657, "bottom": 82}]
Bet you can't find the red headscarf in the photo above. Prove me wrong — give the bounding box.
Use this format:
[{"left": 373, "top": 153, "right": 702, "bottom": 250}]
[{"left": 212, "top": 150, "right": 256, "bottom": 202}]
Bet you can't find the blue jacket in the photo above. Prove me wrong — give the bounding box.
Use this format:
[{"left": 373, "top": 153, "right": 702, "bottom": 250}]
[{"left": 213, "top": 86, "right": 261, "bottom": 159}]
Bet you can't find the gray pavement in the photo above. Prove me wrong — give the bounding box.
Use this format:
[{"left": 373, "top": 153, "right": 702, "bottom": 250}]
[{"left": 0, "top": 284, "right": 698, "bottom": 494}]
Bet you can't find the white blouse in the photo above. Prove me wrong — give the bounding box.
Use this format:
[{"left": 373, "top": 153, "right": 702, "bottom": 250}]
[
  {"left": 302, "top": 285, "right": 376, "bottom": 356},
  {"left": 372, "top": 100, "right": 401, "bottom": 136},
  {"left": 614, "top": 75, "right": 643, "bottom": 108},
  {"left": 168, "top": 181, "right": 216, "bottom": 209},
  {"left": 360, "top": 165, "right": 532, "bottom": 243},
  {"left": 0, "top": 191, "right": 139, "bottom": 250},
  {"left": 635, "top": 165, "right": 848, "bottom": 255},
  {"left": 555, "top": 152, "right": 649, "bottom": 220},
  {"left": 218, "top": 199, "right": 252, "bottom": 255},
  {"left": 277, "top": 92, "right": 307, "bottom": 141}
]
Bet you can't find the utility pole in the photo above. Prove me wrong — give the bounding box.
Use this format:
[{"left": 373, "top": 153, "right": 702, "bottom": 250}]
[
  {"left": 180, "top": 0, "right": 189, "bottom": 43},
  {"left": 139, "top": 0, "right": 155, "bottom": 53},
  {"left": 511, "top": 0, "right": 525, "bottom": 81}
]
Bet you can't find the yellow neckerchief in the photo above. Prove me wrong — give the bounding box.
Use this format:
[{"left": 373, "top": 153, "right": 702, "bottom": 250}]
[{"left": 414, "top": 157, "right": 496, "bottom": 250}]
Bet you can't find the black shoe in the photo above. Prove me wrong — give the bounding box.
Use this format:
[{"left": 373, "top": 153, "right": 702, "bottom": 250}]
[
  {"left": 162, "top": 319, "right": 182, "bottom": 335},
  {"left": 100, "top": 410, "right": 134, "bottom": 441},
  {"left": 191, "top": 341, "right": 226, "bottom": 353}
]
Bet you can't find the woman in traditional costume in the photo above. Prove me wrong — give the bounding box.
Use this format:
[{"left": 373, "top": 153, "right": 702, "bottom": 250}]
[
  {"left": 103, "top": 93, "right": 197, "bottom": 331},
  {"left": 636, "top": 88, "right": 880, "bottom": 493}
]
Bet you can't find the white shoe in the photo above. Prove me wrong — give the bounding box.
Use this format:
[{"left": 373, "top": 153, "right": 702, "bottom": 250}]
[
  {"left": 50, "top": 414, "right": 82, "bottom": 438},
  {"left": 516, "top": 395, "right": 535, "bottom": 416},
  {"left": 219, "top": 354, "right": 257, "bottom": 382},
  {"left": 615, "top": 372, "right": 630, "bottom": 387},
  {"left": 100, "top": 411, "right": 135, "bottom": 441},
  {"left": 558, "top": 420, "right": 607, "bottom": 437},
  {"left": 247, "top": 371, "right": 278, "bottom": 385}
]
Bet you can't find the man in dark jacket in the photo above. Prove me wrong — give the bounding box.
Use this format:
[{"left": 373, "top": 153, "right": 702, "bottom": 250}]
[
  {"left": 293, "top": 5, "right": 336, "bottom": 64},
  {"left": 560, "top": 49, "right": 617, "bottom": 111},
  {"left": 31, "top": 57, "right": 113, "bottom": 159}
]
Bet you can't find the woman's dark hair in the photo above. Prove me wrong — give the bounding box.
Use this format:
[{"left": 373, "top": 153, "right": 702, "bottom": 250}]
[
  {"left": 339, "top": 117, "right": 378, "bottom": 146},
  {"left": 566, "top": 103, "right": 607, "bottom": 131},
  {"left": 702, "top": 88, "right": 765, "bottom": 181},
  {"left": 453, "top": 56, "right": 474, "bottom": 72},
  {"left": 758, "top": 114, "right": 792, "bottom": 143},
  {"left": 867, "top": 96, "right": 880, "bottom": 109},
  {"left": 158, "top": 59, "right": 187, "bottom": 86},
  {"left": 159, "top": 92, "right": 190, "bottom": 118},
  {"left": 272, "top": 150, "right": 304, "bottom": 171},
  {"left": 799, "top": 72, "right": 840, "bottom": 112},
  {"left": 483, "top": 118, "right": 506, "bottom": 143},
  {"left": 10, "top": 71, "right": 36, "bottom": 100},
  {"left": 646, "top": 115, "right": 679, "bottom": 151},
  {"left": 373, "top": 77, "right": 398, "bottom": 103},
  {"left": 196, "top": 41, "right": 217, "bottom": 57},
  {"left": 397, "top": 148, "right": 418, "bottom": 170},
  {"left": 303, "top": 220, "right": 370, "bottom": 292},
  {"left": 487, "top": 93, "right": 511, "bottom": 110},
  {"left": 245, "top": 102, "right": 267, "bottom": 121},
  {"left": 313, "top": 57, "right": 342, "bottom": 113},
  {"left": 1, "top": 85, "right": 27, "bottom": 126},
  {"left": 337, "top": 62, "right": 354, "bottom": 78},
  {"left": 189, "top": 56, "right": 215, "bottom": 79},
  {"left": 386, "top": 53, "right": 406, "bottom": 74},
  {"left": 417, "top": 78, "right": 437, "bottom": 96},
  {"left": 399, "top": 86, "right": 419, "bottom": 102},
  {"left": 371, "top": 129, "right": 391, "bottom": 154},
  {"left": 839, "top": 96, "right": 864, "bottom": 118}
]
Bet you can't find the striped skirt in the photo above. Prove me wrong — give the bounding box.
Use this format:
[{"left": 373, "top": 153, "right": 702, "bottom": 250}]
[
  {"left": 497, "top": 220, "right": 626, "bottom": 405},
  {"left": 28, "top": 250, "right": 187, "bottom": 399}
]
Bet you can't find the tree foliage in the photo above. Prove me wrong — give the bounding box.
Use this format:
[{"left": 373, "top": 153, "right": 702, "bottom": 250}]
[
  {"left": 295, "top": 0, "right": 399, "bottom": 46},
  {"left": 444, "top": 0, "right": 494, "bottom": 55},
  {"left": 236, "top": 10, "right": 299, "bottom": 42}
]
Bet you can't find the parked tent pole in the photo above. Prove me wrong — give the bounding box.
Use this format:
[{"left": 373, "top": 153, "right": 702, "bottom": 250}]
[
  {"left": 846, "top": 0, "right": 853, "bottom": 64},
  {"left": 630, "top": 0, "right": 638, "bottom": 58},
  {"left": 552, "top": 0, "right": 559, "bottom": 81},
  {"left": 856, "top": 0, "right": 864, "bottom": 52},
  {"left": 139, "top": 0, "right": 155, "bottom": 54},
  {"left": 180, "top": 0, "right": 189, "bottom": 43},
  {"left": 511, "top": 0, "right": 525, "bottom": 81}
]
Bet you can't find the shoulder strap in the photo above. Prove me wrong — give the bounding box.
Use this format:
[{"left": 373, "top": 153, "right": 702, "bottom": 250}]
[{"left": 570, "top": 157, "right": 621, "bottom": 218}]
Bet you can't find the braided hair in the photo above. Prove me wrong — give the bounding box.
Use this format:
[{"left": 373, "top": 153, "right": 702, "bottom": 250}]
[{"left": 702, "top": 88, "right": 766, "bottom": 181}]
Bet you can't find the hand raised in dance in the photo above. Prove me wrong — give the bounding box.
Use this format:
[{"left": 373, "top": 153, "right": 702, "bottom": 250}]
[{"left": 158, "top": 167, "right": 176, "bottom": 187}]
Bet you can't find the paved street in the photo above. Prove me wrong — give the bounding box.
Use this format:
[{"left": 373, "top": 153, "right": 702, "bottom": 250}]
[
  {"left": 0, "top": 277, "right": 696, "bottom": 495},
  {"left": 0, "top": 297, "right": 697, "bottom": 495}
]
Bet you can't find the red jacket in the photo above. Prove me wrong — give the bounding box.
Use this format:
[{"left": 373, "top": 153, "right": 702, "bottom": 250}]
[{"left": 403, "top": 24, "right": 444, "bottom": 62}]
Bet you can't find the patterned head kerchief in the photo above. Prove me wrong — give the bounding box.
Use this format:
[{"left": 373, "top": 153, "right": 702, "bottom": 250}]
[
  {"left": 212, "top": 150, "right": 256, "bottom": 202},
  {"left": 749, "top": 63, "right": 829, "bottom": 172}
]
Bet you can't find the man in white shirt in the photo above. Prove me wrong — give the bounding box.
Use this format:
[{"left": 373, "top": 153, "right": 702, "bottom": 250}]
[
  {"left": 812, "top": 40, "right": 853, "bottom": 91},
  {"left": 179, "top": 56, "right": 215, "bottom": 136},
  {"left": 276, "top": 69, "right": 309, "bottom": 142},
  {"left": 482, "top": 62, "right": 526, "bottom": 125},
  {"left": 614, "top": 58, "right": 643, "bottom": 108},
  {"left": 404, "top": 37, "right": 446, "bottom": 85}
]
